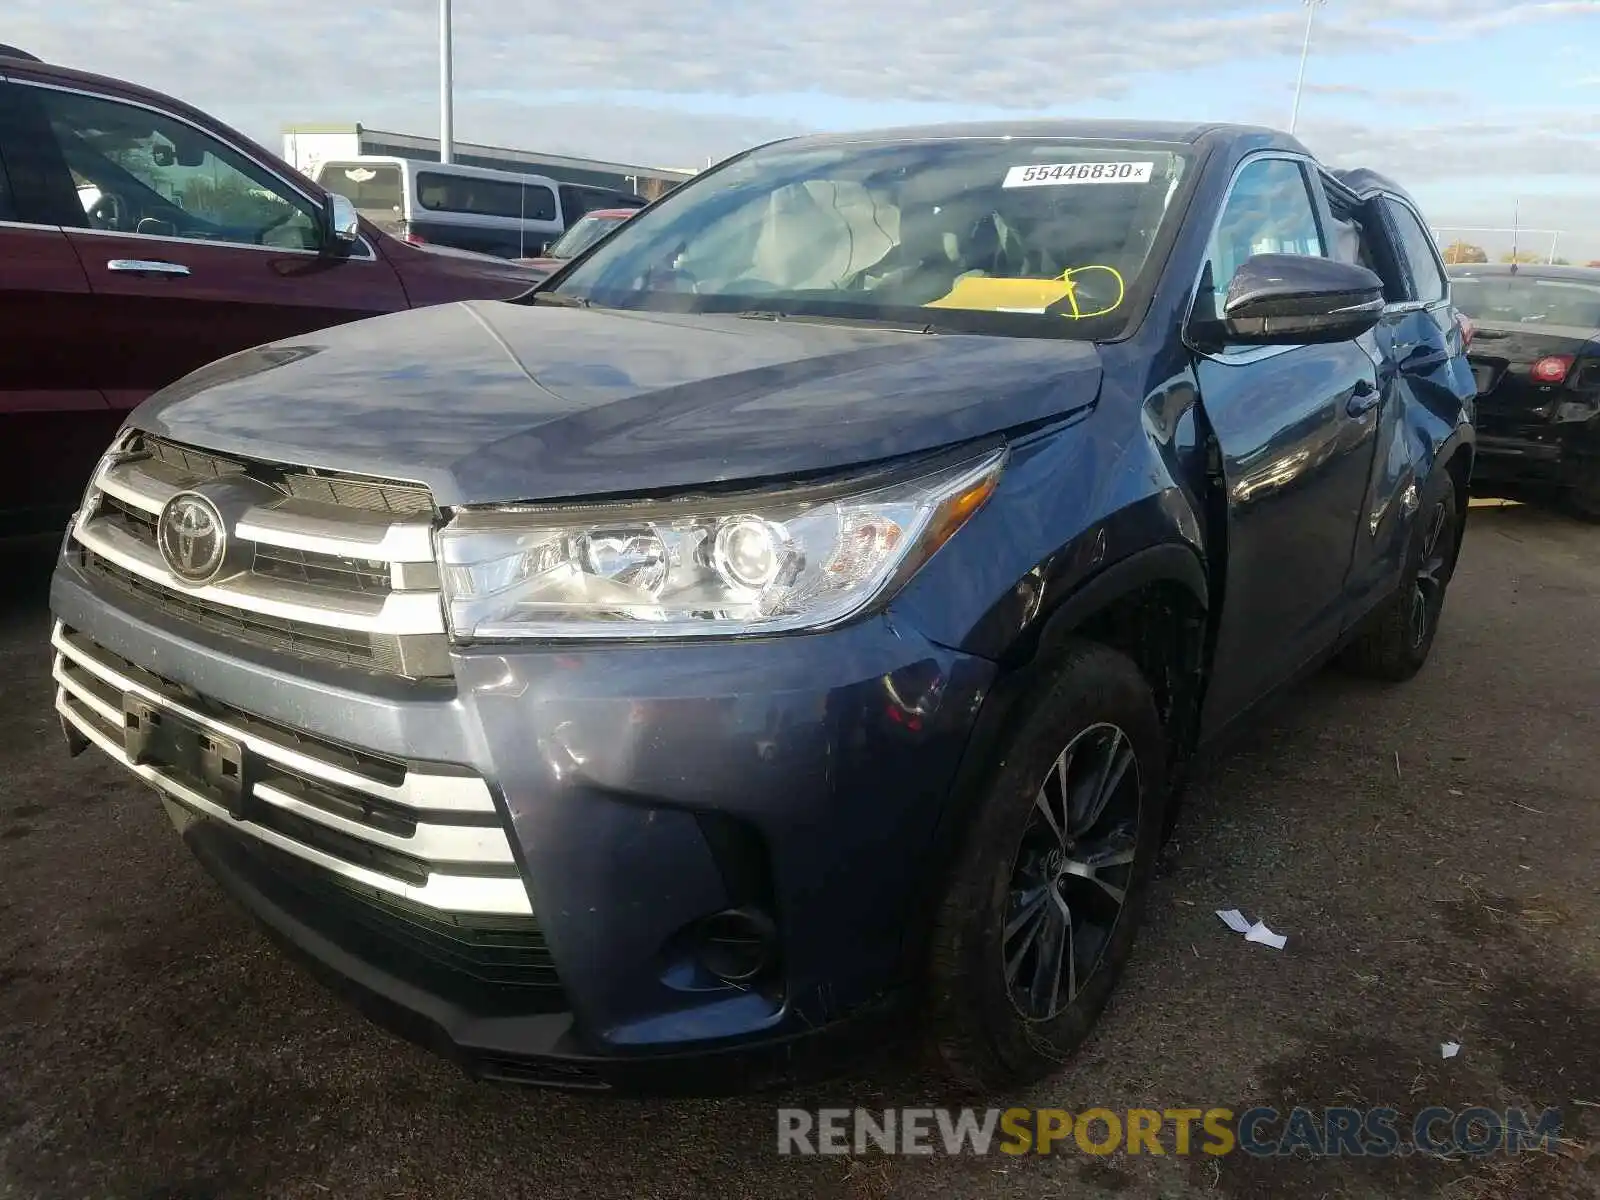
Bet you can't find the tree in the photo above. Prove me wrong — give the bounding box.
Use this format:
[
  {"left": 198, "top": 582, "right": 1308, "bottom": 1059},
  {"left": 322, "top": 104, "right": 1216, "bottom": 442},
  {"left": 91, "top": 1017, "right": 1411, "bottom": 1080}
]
[
  {"left": 1441, "top": 240, "right": 1487, "bottom": 264},
  {"left": 1500, "top": 251, "right": 1544, "bottom": 264}
]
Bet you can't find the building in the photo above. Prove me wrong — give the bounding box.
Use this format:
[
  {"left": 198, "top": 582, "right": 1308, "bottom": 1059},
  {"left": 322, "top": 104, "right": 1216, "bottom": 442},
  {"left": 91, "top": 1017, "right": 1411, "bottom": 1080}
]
[{"left": 281, "top": 123, "right": 696, "bottom": 201}]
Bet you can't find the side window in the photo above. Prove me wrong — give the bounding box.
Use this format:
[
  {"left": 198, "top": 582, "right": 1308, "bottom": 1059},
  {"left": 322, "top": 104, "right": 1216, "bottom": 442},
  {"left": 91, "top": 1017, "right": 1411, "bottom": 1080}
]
[
  {"left": 1204, "top": 158, "right": 1325, "bottom": 311},
  {"left": 559, "top": 184, "right": 589, "bottom": 224},
  {"left": 524, "top": 184, "right": 556, "bottom": 223},
  {"left": 415, "top": 172, "right": 557, "bottom": 222},
  {"left": 29, "top": 86, "right": 320, "bottom": 249},
  {"left": 1383, "top": 199, "right": 1447, "bottom": 305}
]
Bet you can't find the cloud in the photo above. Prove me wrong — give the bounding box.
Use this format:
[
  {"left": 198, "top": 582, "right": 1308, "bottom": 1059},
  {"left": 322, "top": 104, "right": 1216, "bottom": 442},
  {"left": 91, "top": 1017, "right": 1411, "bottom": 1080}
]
[
  {"left": 11, "top": 0, "right": 1588, "bottom": 116},
  {"left": 1298, "top": 111, "right": 1600, "bottom": 182},
  {"left": 1298, "top": 82, "right": 1464, "bottom": 106},
  {"left": 9, "top": 0, "right": 1593, "bottom": 250}
]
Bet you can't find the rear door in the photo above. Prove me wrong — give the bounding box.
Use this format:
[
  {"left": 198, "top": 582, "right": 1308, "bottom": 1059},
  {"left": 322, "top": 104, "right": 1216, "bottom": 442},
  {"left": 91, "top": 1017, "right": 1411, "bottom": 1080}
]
[
  {"left": 1189, "top": 154, "right": 1384, "bottom": 736},
  {"left": 9, "top": 79, "right": 409, "bottom": 413},
  {"left": 1340, "top": 195, "right": 1466, "bottom": 615},
  {"left": 0, "top": 80, "right": 112, "bottom": 533}
]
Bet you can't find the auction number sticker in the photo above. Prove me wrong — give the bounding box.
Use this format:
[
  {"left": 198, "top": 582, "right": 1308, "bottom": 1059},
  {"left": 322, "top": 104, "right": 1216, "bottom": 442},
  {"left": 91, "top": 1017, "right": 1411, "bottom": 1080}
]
[{"left": 1003, "top": 161, "right": 1155, "bottom": 188}]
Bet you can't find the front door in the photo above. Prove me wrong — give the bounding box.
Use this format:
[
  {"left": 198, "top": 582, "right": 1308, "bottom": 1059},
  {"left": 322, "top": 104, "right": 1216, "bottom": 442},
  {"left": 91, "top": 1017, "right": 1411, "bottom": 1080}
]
[
  {"left": 0, "top": 85, "right": 113, "bottom": 531},
  {"left": 1191, "top": 155, "right": 1383, "bottom": 736},
  {"left": 5, "top": 80, "right": 409, "bottom": 414}
]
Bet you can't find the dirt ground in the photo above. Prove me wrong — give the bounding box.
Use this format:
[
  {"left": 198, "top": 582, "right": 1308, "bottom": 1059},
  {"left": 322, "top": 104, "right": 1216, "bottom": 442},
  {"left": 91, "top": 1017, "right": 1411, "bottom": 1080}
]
[{"left": 1, "top": 500, "right": 1596, "bottom": 1200}]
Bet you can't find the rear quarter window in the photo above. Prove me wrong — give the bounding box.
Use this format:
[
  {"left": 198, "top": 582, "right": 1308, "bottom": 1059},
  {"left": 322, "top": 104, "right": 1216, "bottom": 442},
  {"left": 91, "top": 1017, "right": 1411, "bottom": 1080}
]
[{"left": 1383, "top": 199, "right": 1447, "bottom": 305}]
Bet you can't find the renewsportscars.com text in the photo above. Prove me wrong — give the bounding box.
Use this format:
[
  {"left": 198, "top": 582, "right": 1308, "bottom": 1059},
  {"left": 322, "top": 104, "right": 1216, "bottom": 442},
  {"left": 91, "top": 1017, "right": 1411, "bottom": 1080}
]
[{"left": 776, "top": 1106, "right": 1566, "bottom": 1158}]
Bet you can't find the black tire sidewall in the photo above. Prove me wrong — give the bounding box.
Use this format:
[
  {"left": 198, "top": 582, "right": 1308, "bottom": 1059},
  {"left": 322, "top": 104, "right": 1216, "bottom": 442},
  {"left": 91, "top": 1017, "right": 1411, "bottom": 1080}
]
[
  {"left": 929, "top": 640, "right": 1167, "bottom": 1090},
  {"left": 1406, "top": 470, "right": 1463, "bottom": 664}
]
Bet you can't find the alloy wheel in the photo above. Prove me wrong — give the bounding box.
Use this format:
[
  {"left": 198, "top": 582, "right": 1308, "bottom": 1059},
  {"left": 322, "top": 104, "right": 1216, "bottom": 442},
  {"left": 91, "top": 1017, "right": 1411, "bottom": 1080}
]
[
  {"left": 1003, "top": 722, "right": 1141, "bottom": 1022},
  {"left": 1410, "top": 499, "right": 1454, "bottom": 648}
]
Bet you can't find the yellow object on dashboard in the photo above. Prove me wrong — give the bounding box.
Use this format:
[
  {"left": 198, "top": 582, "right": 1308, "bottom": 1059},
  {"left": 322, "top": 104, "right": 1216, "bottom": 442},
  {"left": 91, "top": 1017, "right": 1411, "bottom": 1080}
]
[{"left": 924, "top": 264, "right": 1126, "bottom": 318}]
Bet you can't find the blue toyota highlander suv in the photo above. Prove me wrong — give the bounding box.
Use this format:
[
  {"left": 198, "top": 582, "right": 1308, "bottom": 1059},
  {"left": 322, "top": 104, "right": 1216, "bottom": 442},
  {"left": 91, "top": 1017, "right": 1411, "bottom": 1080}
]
[{"left": 49, "top": 121, "right": 1475, "bottom": 1092}]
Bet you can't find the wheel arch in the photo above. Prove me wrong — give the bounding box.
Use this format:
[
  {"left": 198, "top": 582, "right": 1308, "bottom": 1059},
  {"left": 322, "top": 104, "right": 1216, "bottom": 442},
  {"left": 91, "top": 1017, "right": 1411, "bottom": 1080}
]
[{"left": 903, "top": 543, "right": 1212, "bottom": 977}]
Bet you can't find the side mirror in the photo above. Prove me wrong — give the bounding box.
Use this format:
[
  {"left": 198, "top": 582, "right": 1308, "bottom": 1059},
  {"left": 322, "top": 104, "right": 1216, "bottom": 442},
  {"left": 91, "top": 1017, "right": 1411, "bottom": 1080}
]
[
  {"left": 323, "top": 193, "right": 361, "bottom": 254},
  {"left": 1219, "top": 253, "right": 1385, "bottom": 345}
]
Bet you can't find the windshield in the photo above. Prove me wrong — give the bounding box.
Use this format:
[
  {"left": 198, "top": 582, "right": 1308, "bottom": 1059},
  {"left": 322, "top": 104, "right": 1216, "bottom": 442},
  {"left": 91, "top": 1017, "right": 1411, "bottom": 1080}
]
[
  {"left": 1451, "top": 273, "right": 1600, "bottom": 329},
  {"left": 547, "top": 212, "right": 628, "bottom": 259},
  {"left": 550, "top": 138, "right": 1192, "bottom": 337}
]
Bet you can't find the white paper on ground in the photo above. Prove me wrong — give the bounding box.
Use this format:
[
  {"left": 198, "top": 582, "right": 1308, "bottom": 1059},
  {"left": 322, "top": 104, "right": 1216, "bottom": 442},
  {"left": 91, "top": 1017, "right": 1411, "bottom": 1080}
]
[
  {"left": 1216, "top": 909, "right": 1253, "bottom": 934},
  {"left": 1215, "top": 908, "right": 1288, "bottom": 949},
  {"left": 1245, "top": 921, "right": 1288, "bottom": 950},
  {"left": 1441, "top": 1041, "right": 1462, "bottom": 1059}
]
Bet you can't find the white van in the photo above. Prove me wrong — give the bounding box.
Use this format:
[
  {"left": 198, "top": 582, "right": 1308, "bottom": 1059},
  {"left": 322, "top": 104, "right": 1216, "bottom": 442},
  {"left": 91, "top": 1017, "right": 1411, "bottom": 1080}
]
[{"left": 313, "top": 156, "right": 642, "bottom": 260}]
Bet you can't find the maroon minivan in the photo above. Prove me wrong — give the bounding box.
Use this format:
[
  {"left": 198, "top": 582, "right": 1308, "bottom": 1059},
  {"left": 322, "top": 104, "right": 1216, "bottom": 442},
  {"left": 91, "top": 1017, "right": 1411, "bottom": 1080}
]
[{"left": 0, "top": 49, "right": 540, "bottom": 538}]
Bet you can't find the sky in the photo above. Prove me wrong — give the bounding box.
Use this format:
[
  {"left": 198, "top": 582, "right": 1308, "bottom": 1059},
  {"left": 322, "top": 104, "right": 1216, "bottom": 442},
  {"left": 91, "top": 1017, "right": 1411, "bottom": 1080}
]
[{"left": 12, "top": 0, "right": 1600, "bottom": 261}]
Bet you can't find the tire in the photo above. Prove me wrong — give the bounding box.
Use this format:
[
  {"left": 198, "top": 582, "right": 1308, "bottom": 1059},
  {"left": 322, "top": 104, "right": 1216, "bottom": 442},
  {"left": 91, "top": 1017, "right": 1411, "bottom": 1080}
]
[
  {"left": 1340, "top": 471, "right": 1462, "bottom": 681},
  {"left": 927, "top": 640, "right": 1168, "bottom": 1092},
  {"left": 1565, "top": 477, "right": 1600, "bottom": 522}
]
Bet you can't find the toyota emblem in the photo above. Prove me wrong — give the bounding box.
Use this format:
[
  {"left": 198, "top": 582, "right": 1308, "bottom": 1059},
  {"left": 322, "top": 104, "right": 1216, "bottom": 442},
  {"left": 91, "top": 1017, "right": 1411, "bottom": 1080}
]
[{"left": 157, "top": 492, "right": 227, "bottom": 583}]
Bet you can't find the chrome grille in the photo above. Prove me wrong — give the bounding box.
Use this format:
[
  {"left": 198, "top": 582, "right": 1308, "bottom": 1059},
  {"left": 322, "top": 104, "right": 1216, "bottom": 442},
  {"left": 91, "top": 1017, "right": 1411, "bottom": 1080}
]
[
  {"left": 142, "top": 434, "right": 435, "bottom": 515},
  {"left": 78, "top": 552, "right": 415, "bottom": 673},
  {"left": 52, "top": 624, "right": 530, "bottom": 918},
  {"left": 70, "top": 433, "right": 448, "bottom": 678}
]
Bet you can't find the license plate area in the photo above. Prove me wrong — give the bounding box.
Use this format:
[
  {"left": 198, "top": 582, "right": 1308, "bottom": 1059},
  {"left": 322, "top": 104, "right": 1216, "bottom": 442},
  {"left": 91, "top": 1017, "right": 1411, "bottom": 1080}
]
[{"left": 123, "top": 696, "right": 251, "bottom": 818}]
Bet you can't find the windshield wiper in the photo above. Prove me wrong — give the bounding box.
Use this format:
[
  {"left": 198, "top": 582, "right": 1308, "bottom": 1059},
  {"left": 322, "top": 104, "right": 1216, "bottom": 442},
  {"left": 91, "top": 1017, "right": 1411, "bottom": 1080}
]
[
  {"left": 527, "top": 291, "right": 591, "bottom": 308},
  {"left": 728, "top": 310, "right": 936, "bottom": 334}
]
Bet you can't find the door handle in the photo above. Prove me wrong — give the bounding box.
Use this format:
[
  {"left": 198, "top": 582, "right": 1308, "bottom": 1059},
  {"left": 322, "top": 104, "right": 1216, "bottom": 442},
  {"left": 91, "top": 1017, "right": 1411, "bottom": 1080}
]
[
  {"left": 1346, "top": 379, "right": 1380, "bottom": 417},
  {"left": 107, "top": 259, "right": 191, "bottom": 277}
]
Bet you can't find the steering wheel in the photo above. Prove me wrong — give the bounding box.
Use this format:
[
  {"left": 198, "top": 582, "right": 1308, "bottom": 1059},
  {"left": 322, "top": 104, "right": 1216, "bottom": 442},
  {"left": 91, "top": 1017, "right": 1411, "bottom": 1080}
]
[{"left": 86, "top": 193, "right": 124, "bottom": 231}]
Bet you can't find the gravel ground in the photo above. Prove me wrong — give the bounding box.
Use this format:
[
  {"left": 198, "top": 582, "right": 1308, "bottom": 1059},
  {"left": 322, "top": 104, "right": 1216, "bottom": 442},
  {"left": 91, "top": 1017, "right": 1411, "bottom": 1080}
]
[{"left": 1, "top": 500, "right": 1596, "bottom": 1200}]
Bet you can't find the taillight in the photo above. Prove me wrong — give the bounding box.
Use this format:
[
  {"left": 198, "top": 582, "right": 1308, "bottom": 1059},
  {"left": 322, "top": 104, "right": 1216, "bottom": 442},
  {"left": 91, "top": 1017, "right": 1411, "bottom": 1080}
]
[
  {"left": 401, "top": 225, "right": 427, "bottom": 246},
  {"left": 1530, "top": 355, "right": 1575, "bottom": 385}
]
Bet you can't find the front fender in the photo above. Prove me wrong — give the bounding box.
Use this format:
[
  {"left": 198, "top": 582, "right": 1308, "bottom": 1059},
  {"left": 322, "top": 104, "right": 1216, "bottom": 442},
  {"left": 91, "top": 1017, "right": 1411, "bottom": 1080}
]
[{"left": 888, "top": 392, "right": 1208, "bottom": 663}]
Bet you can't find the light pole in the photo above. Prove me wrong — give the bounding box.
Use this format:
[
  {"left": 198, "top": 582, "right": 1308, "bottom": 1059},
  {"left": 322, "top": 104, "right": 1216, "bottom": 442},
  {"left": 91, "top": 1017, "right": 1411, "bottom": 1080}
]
[
  {"left": 440, "top": 0, "right": 454, "bottom": 163},
  {"left": 1288, "top": 0, "right": 1328, "bottom": 135}
]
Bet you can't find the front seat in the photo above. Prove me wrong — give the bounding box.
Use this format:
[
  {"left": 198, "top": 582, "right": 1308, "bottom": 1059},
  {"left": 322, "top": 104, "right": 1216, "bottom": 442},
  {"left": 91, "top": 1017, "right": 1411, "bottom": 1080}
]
[{"left": 861, "top": 205, "right": 968, "bottom": 304}]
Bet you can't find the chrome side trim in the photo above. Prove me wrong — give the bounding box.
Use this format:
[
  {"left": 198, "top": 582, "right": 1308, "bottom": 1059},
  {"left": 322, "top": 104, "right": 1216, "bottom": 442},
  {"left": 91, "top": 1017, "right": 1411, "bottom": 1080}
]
[
  {"left": 52, "top": 625, "right": 483, "bottom": 812},
  {"left": 66, "top": 222, "right": 378, "bottom": 263}
]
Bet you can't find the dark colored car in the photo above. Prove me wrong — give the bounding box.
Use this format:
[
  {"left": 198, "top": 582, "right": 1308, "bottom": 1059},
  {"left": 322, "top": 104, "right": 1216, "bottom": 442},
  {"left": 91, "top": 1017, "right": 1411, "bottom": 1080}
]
[
  {"left": 49, "top": 120, "right": 1475, "bottom": 1093},
  {"left": 0, "top": 51, "right": 540, "bottom": 539},
  {"left": 1447, "top": 263, "right": 1600, "bottom": 516},
  {"left": 514, "top": 207, "right": 639, "bottom": 276}
]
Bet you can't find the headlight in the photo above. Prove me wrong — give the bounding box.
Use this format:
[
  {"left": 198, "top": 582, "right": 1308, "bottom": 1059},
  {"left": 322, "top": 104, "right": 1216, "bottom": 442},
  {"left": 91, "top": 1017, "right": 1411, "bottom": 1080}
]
[{"left": 437, "top": 448, "right": 1005, "bottom": 640}]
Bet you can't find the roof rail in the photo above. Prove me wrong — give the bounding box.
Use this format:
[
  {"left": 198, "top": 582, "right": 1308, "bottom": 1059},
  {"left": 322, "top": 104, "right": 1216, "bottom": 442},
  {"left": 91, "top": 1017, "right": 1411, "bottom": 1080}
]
[{"left": 0, "top": 44, "right": 43, "bottom": 61}]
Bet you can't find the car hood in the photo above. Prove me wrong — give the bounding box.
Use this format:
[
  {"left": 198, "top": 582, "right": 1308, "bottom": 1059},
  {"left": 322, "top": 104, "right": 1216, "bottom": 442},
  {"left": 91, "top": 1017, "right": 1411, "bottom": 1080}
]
[{"left": 132, "top": 300, "right": 1103, "bottom": 506}]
